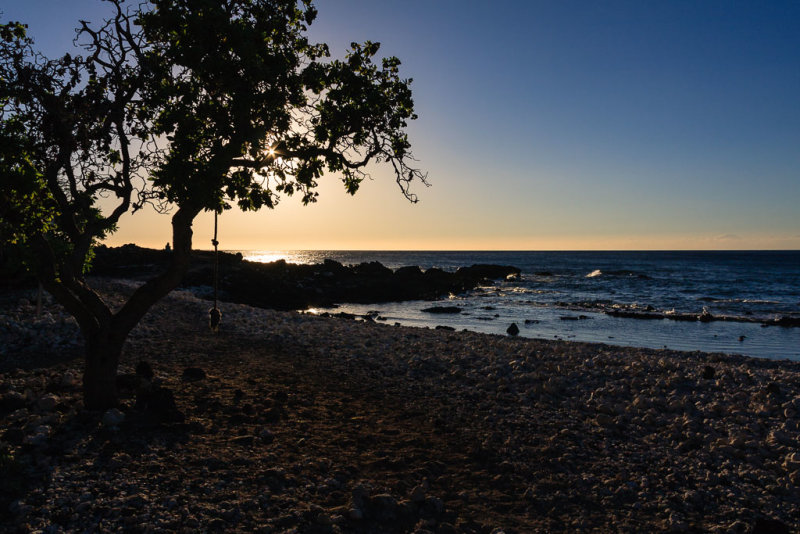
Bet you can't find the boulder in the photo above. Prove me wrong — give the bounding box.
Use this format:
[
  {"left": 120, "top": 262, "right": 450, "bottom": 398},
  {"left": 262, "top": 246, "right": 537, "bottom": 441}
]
[
  {"left": 421, "top": 306, "right": 462, "bottom": 314},
  {"left": 455, "top": 264, "right": 521, "bottom": 280}
]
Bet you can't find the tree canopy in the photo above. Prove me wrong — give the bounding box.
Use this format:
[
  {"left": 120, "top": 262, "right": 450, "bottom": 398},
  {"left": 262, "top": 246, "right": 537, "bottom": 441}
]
[{"left": 0, "top": 0, "right": 426, "bottom": 409}]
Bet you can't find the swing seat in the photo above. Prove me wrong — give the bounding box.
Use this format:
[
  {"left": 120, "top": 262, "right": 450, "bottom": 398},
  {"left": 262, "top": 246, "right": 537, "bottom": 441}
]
[{"left": 209, "top": 307, "right": 222, "bottom": 331}]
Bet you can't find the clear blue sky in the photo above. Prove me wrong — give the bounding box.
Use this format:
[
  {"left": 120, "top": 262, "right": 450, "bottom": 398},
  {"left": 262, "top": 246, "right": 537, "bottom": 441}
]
[{"left": 3, "top": 1, "right": 799, "bottom": 250}]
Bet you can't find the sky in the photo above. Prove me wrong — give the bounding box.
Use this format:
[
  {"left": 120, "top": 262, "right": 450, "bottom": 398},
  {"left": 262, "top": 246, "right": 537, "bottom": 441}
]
[{"left": 3, "top": 0, "right": 799, "bottom": 250}]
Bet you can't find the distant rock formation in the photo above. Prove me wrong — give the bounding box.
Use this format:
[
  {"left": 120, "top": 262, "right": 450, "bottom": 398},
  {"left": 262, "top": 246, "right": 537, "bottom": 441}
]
[{"left": 90, "top": 245, "right": 521, "bottom": 310}]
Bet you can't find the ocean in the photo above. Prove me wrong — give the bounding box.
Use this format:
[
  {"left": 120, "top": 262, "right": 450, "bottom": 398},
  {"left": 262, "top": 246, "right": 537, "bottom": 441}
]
[{"left": 238, "top": 250, "right": 800, "bottom": 360}]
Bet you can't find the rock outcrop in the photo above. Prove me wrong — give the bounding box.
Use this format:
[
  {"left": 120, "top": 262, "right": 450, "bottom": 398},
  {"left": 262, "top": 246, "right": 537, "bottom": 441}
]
[{"left": 90, "top": 245, "right": 521, "bottom": 310}]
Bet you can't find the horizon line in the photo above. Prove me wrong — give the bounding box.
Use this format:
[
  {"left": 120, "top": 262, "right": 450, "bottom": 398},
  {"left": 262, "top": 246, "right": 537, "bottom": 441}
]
[{"left": 199, "top": 248, "right": 800, "bottom": 253}]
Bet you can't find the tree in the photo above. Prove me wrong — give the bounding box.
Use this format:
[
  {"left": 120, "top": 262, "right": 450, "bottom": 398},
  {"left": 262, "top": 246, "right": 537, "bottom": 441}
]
[{"left": 0, "top": 0, "right": 427, "bottom": 409}]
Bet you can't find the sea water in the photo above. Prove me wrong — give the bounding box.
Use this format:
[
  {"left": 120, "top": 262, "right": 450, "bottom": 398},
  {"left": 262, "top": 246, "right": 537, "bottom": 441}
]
[{"left": 238, "top": 251, "right": 800, "bottom": 360}]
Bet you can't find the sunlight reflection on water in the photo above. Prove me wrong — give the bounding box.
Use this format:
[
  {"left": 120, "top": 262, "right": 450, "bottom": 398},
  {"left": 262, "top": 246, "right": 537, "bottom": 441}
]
[{"left": 240, "top": 251, "right": 300, "bottom": 264}]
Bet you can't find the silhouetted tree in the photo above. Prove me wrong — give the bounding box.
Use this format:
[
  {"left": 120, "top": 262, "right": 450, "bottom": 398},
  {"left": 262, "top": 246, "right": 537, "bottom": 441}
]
[{"left": 0, "top": 0, "right": 426, "bottom": 409}]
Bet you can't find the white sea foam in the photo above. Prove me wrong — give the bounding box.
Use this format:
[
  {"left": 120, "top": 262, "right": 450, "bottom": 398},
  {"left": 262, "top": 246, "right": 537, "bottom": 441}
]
[{"left": 586, "top": 269, "right": 603, "bottom": 278}]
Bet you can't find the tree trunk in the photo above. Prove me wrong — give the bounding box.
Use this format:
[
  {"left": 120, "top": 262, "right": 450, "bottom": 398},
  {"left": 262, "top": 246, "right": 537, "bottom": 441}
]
[
  {"left": 82, "top": 328, "right": 125, "bottom": 410},
  {"left": 78, "top": 204, "right": 201, "bottom": 410}
]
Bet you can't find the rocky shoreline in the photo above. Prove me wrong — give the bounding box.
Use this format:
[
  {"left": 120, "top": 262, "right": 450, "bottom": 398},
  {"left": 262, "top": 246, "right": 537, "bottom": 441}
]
[
  {"left": 2, "top": 280, "right": 800, "bottom": 532},
  {"left": 86, "top": 245, "right": 521, "bottom": 310}
]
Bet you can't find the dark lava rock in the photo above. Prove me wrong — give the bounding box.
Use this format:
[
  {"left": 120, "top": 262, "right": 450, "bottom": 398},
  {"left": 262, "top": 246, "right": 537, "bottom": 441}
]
[
  {"left": 354, "top": 261, "right": 393, "bottom": 277},
  {"left": 394, "top": 265, "right": 423, "bottom": 277},
  {"left": 182, "top": 367, "right": 207, "bottom": 382},
  {"left": 506, "top": 323, "right": 520, "bottom": 336},
  {"left": 0, "top": 392, "right": 27, "bottom": 415},
  {"left": 606, "top": 310, "right": 667, "bottom": 320},
  {"left": 90, "top": 245, "right": 522, "bottom": 311},
  {"left": 435, "top": 325, "right": 455, "bottom": 331},
  {"left": 455, "top": 264, "right": 521, "bottom": 280},
  {"left": 366, "top": 493, "right": 399, "bottom": 520},
  {"left": 135, "top": 386, "right": 185, "bottom": 423},
  {"left": 751, "top": 517, "right": 791, "bottom": 534},
  {"left": 702, "top": 366, "right": 716, "bottom": 380},
  {"left": 232, "top": 435, "right": 255, "bottom": 447},
  {"left": 135, "top": 360, "right": 154, "bottom": 380},
  {"left": 2, "top": 427, "right": 25, "bottom": 446},
  {"left": 763, "top": 316, "right": 800, "bottom": 328},
  {"left": 421, "top": 306, "right": 462, "bottom": 314}
]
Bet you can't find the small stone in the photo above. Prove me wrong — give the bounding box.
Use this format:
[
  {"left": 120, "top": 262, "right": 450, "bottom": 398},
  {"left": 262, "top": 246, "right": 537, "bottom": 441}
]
[
  {"left": 232, "top": 435, "right": 255, "bottom": 446},
  {"left": 37, "top": 394, "right": 58, "bottom": 412},
  {"left": 0, "top": 391, "right": 26, "bottom": 414},
  {"left": 366, "top": 494, "right": 398, "bottom": 520},
  {"left": 102, "top": 408, "right": 125, "bottom": 428},
  {"left": 125, "top": 495, "right": 146, "bottom": 509},
  {"left": 421, "top": 496, "right": 445, "bottom": 517},
  {"left": 61, "top": 372, "right": 78, "bottom": 388},
  {"left": 348, "top": 508, "right": 363, "bottom": 520},
  {"left": 181, "top": 367, "right": 207, "bottom": 381},
  {"left": 258, "top": 429, "right": 275, "bottom": 444},
  {"left": 3, "top": 427, "right": 25, "bottom": 445},
  {"left": 135, "top": 386, "right": 184, "bottom": 422},
  {"left": 506, "top": 323, "right": 520, "bottom": 336},
  {"left": 136, "top": 360, "right": 154, "bottom": 380},
  {"left": 726, "top": 520, "right": 749, "bottom": 534},
  {"left": 751, "top": 517, "right": 791, "bottom": 534},
  {"left": 595, "top": 413, "right": 614, "bottom": 427},
  {"left": 208, "top": 518, "right": 226, "bottom": 531},
  {"left": 410, "top": 485, "right": 427, "bottom": 503},
  {"left": 701, "top": 366, "right": 715, "bottom": 380},
  {"left": 8, "top": 500, "right": 32, "bottom": 517},
  {"left": 668, "top": 512, "right": 688, "bottom": 532},
  {"left": 23, "top": 426, "right": 50, "bottom": 446},
  {"left": 75, "top": 502, "right": 91, "bottom": 514},
  {"left": 783, "top": 452, "right": 800, "bottom": 470}
]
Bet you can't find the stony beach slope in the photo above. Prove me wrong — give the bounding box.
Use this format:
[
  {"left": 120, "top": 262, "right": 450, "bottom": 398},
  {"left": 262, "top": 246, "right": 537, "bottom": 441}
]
[{"left": 2, "top": 279, "right": 800, "bottom": 533}]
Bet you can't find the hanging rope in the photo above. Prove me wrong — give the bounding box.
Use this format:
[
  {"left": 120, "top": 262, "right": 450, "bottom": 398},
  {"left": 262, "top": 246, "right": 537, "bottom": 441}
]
[{"left": 208, "top": 209, "right": 222, "bottom": 332}]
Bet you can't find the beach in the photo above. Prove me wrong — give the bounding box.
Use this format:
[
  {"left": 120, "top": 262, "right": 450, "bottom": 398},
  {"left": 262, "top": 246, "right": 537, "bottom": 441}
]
[{"left": 2, "top": 279, "right": 799, "bottom": 533}]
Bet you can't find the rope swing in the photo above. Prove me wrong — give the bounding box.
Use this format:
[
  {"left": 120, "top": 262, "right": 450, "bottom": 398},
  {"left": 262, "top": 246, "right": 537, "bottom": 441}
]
[{"left": 208, "top": 209, "right": 222, "bottom": 333}]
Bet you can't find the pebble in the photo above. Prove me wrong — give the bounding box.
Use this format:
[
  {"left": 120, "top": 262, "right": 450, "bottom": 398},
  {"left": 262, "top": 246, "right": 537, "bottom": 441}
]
[
  {"left": 410, "top": 485, "right": 427, "bottom": 503},
  {"left": 101, "top": 408, "right": 125, "bottom": 428},
  {"left": 37, "top": 394, "right": 59, "bottom": 412}
]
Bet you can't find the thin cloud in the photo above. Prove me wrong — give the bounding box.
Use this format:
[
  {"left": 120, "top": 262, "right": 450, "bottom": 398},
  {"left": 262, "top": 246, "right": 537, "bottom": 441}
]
[{"left": 715, "top": 234, "right": 742, "bottom": 241}]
